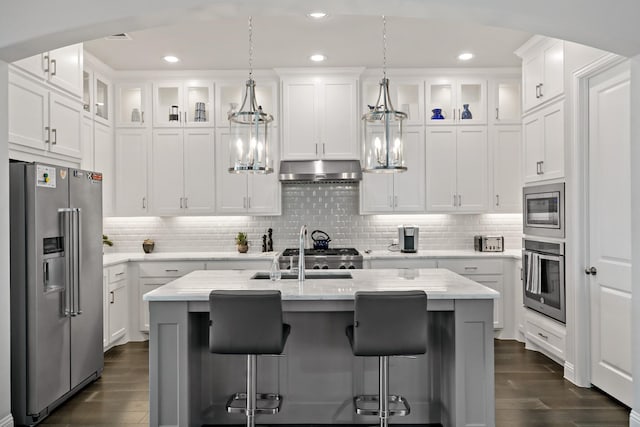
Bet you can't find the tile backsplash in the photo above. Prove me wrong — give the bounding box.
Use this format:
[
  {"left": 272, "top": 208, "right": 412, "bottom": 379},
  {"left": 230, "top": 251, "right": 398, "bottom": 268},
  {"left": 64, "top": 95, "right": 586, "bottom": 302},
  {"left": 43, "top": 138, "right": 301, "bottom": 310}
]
[{"left": 103, "top": 183, "right": 522, "bottom": 253}]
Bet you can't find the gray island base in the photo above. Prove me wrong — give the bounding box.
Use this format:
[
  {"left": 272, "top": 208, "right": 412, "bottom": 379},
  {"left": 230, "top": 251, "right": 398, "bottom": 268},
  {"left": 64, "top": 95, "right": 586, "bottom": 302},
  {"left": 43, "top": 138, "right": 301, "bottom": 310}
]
[{"left": 145, "top": 268, "right": 498, "bottom": 427}]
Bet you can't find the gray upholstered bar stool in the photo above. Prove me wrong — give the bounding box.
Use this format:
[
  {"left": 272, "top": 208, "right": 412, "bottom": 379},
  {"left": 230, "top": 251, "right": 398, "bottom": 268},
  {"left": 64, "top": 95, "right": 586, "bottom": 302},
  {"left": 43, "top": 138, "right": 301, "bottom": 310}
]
[
  {"left": 209, "top": 290, "right": 290, "bottom": 427},
  {"left": 346, "top": 290, "right": 428, "bottom": 427}
]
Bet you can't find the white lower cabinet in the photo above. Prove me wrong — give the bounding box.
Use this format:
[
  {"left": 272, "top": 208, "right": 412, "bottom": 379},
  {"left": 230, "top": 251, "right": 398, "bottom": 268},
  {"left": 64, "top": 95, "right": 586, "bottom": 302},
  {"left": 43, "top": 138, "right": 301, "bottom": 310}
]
[
  {"left": 103, "top": 263, "right": 129, "bottom": 350},
  {"left": 205, "top": 260, "right": 274, "bottom": 270},
  {"left": 524, "top": 308, "right": 566, "bottom": 364},
  {"left": 365, "top": 259, "right": 437, "bottom": 269}
]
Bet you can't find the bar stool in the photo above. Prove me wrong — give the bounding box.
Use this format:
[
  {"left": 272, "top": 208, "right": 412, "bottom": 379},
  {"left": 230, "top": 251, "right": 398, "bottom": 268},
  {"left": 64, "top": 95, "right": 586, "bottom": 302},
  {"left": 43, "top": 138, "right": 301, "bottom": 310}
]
[
  {"left": 346, "top": 290, "right": 427, "bottom": 427},
  {"left": 209, "top": 290, "right": 290, "bottom": 427}
]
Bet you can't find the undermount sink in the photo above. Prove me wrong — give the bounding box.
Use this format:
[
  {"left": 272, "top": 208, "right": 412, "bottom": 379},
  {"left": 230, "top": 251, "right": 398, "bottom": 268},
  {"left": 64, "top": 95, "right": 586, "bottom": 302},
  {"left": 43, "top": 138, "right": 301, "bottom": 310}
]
[{"left": 251, "top": 272, "right": 353, "bottom": 280}]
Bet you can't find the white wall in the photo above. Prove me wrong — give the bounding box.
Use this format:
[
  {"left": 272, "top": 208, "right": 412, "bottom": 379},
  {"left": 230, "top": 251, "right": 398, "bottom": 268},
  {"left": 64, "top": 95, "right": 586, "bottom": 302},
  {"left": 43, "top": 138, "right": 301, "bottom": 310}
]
[{"left": 630, "top": 53, "right": 640, "bottom": 427}]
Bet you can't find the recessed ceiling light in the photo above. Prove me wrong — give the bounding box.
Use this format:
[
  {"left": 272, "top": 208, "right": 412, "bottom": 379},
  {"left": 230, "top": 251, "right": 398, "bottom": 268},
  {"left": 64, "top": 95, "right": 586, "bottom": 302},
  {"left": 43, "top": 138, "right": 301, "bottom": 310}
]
[
  {"left": 458, "top": 52, "right": 474, "bottom": 61},
  {"left": 310, "top": 54, "right": 327, "bottom": 62},
  {"left": 163, "top": 55, "right": 180, "bottom": 63},
  {"left": 307, "top": 11, "right": 328, "bottom": 19}
]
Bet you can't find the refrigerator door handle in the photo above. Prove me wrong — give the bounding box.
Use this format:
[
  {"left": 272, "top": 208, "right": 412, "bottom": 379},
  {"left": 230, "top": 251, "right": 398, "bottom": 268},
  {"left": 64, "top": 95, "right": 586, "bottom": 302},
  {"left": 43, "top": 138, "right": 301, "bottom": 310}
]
[
  {"left": 73, "top": 208, "right": 83, "bottom": 315},
  {"left": 59, "top": 208, "right": 74, "bottom": 317}
]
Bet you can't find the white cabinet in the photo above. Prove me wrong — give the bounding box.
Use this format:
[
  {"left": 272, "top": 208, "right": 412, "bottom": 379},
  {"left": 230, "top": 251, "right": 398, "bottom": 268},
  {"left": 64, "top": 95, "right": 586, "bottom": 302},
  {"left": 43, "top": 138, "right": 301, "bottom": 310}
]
[
  {"left": 522, "top": 101, "right": 564, "bottom": 183},
  {"left": 81, "top": 116, "right": 94, "bottom": 170},
  {"left": 215, "top": 77, "right": 278, "bottom": 127},
  {"left": 83, "top": 68, "right": 111, "bottom": 126},
  {"left": 12, "top": 43, "right": 83, "bottom": 97},
  {"left": 8, "top": 71, "right": 83, "bottom": 159},
  {"left": 281, "top": 74, "right": 359, "bottom": 159},
  {"left": 360, "top": 127, "right": 425, "bottom": 213},
  {"left": 366, "top": 258, "right": 437, "bottom": 269},
  {"left": 152, "top": 80, "right": 214, "bottom": 127},
  {"left": 150, "top": 128, "right": 215, "bottom": 215},
  {"left": 426, "top": 126, "right": 488, "bottom": 212},
  {"left": 517, "top": 37, "right": 564, "bottom": 113},
  {"left": 489, "top": 77, "right": 521, "bottom": 125},
  {"left": 103, "top": 263, "right": 129, "bottom": 349},
  {"left": 524, "top": 308, "right": 566, "bottom": 364},
  {"left": 215, "top": 129, "right": 281, "bottom": 215},
  {"left": 116, "top": 82, "right": 151, "bottom": 127},
  {"left": 362, "top": 77, "right": 424, "bottom": 126},
  {"left": 490, "top": 125, "right": 522, "bottom": 212},
  {"left": 426, "top": 78, "right": 487, "bottom": 125},
  {"left": 115, "top": 129, "right": 149, "bottom": 215},
  {"left": 94, "top": 122, "right": 115, "bottom": 216}
]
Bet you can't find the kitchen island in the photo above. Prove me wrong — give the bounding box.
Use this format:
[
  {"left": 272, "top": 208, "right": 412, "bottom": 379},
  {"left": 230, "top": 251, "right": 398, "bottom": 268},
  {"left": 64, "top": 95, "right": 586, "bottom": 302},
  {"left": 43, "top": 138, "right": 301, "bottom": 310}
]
[{"left": 144, "top": 268, "right": 498, "bottom": 427}]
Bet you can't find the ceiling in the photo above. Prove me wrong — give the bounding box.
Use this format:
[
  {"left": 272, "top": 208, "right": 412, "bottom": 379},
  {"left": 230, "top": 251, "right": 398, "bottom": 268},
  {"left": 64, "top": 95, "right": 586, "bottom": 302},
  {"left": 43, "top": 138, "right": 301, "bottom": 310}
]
[{"left": 84, "top": 15, "right": 532, "bottom": 71}]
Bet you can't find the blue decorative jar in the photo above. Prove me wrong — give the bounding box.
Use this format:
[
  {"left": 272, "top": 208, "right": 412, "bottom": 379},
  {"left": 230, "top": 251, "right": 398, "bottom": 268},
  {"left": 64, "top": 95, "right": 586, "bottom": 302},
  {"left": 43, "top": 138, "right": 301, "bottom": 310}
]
[
  {"left": 461, "top": 104, "right": 472, "bottom": 120},
  {"left": 431, "top": 108, "right": 444, "bottom": 120}
]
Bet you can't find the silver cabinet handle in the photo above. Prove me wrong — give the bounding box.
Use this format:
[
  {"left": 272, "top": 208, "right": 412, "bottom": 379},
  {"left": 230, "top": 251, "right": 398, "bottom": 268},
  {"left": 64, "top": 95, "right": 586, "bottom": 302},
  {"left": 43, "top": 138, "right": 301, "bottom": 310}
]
[
  {"left": 539, "top": 83, "right": 543, "bottom": 98},
  {"left": 496, "top": 194, "right": 500, "bottom": 206},
  {"left": 180, "top": 197, "right": 183, "bottom": 209},
  {"left": 389, "top": 196, "right": 393, "bottom": 208},
  {"left": 535, "top": 84, "right": 540, "bottom": 99},
  {"left": 43, "top": 54, "right": 50, "bottom": 73},
  {"left": 45, "top": 126, "right": 50, "bottom": 143},
  {"left": 453, "top": 194, "right": 457, "bottom": 207},
  {"left": 115, "top": 272, "right": 125, "bottom": 276},
  {"left": 51, "top": 128, "right": 57, "bottom": 145},
  {"left": 142, "top": 197, "right": 147, "bottom": 209},
  {"left": 165, "top": 269, "right": 179, "bottom": 272},
  {"left": 110, "top": 291, "right": 115, "bottom": 304},
  {"left": 458, "top": 194, "right": 462, "bottom": 207},
  {"left": 322, "top": 143, "right": 326, "bottom": 155},
  {"left": 464, "top": 266, "right": 478, "bottom": 270},
  {"left": 538, "top": 332, "right": 548, "bottom": 340},
  {"left": 394, "top": 195, "right": 398, "bottom": 208},
  {"left": 243, "top": 197, "right": 247, "bottom": 209},
  {"left": 453, "top": 109, "right": 456, "bottom": 121},
  {"left": 315, "top": 143, "right": 318, "bottom": 156},
  {"left": 247, "top": 197, "right": 251, "bottom": 209},
  {"left": 496, "top": 108, "right": 499, "bottom": 120},
  {"left": 539, "top": 160, "right": 544, "bottom": 174},
  {"left": 50, "top": 59, "right": 57, "bottom": 76},
  {"left": 184, "top": 197, "right": 188, "bottom": 209},
  {"left": 458, "top": 108, "right": 461, "bottom": 121},
  {"left": 141, "top": 111, "right": 145, "bottom": 124},
  {"left": 184, "top": 112, "right": 187, "bottom": 123}
]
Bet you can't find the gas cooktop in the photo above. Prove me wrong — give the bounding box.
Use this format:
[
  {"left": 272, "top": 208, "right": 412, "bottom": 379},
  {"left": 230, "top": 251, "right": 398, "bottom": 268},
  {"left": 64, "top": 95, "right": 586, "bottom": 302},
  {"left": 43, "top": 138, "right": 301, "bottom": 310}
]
[
  {"left": 279, "top": 247, "right": 363, "bottom": 269},
  {"left": 281, "top": 248, "right": 360, "bottom": 257}
]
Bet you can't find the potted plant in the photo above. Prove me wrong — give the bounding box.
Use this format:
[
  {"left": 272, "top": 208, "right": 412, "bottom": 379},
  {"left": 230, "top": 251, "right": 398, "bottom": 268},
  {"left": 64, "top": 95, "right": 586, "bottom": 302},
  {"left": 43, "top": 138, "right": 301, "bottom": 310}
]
[{"left": 235, "top": 232, "right": 249, "bottom": 253}]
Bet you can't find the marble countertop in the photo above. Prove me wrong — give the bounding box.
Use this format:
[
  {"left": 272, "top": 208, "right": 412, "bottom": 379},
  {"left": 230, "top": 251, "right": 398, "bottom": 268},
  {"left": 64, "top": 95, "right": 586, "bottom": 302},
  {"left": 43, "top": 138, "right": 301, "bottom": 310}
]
[
  {"left": 361, "top": 249, "right": 521, "bottom": 260},
  {"left": 143, "top": 268, "right": 499, "bottom": 302}
]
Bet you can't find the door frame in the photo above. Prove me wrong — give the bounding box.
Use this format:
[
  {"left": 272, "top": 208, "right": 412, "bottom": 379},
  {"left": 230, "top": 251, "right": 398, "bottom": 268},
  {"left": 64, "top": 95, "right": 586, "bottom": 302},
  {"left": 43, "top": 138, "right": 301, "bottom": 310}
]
[{"left": 568, "top": 52, "right": 627, "bottom": 387}]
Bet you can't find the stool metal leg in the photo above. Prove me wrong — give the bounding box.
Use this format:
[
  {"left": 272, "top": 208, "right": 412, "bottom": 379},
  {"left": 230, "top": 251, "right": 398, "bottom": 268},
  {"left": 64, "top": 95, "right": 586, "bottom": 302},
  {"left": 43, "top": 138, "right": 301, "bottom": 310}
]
[
  {"left": 379, "top": 356, "right": 389, "bottom": 427},
  {"left": 246, "top": 354, "right": 257, "bottom": 427}
]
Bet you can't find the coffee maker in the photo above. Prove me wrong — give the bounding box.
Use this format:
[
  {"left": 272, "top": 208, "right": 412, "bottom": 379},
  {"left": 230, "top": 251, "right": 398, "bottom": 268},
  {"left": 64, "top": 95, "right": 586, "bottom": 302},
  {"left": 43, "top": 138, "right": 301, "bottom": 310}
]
[{"left": 398, "top": 225, "right": 419, "bottom": 253}]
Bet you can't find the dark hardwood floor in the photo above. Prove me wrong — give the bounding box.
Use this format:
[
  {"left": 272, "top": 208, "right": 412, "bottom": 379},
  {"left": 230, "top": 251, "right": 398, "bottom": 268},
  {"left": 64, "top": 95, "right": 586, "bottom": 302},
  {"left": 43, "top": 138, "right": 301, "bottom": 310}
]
[{"left": 40, "top": 340, "right": 630, "bottom": 426}]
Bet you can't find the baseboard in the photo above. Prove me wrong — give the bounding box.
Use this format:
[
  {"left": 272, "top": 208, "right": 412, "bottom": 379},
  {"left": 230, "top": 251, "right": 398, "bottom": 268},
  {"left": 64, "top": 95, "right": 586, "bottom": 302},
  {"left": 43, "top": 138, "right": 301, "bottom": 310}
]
[
  {"left": 630, "top": 409, "right": 640, "bottom": 427},
  {"left": 563, "top": 361, "right": 576, "bottom": 384},
  {"left": 0, "top": 413, "right": 14, "bottom": 427}
]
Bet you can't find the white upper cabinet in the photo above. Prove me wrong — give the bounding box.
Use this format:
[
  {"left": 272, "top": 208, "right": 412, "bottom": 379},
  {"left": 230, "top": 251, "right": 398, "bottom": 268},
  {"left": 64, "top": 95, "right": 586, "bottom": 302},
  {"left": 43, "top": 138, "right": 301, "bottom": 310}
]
[
  {"left": 215, "top": 77, "right": 278, "bottom": 128},
  {"left": 360, "top": 127, "right": 425, "bottom": 214},
  {"left": 13, "top": 44, "right": 84, "bottom": 97},
  {"left": 94, "top": 122, "right": 115, "bottom": 216},
  {"left": 116, "top": 82, "right": 151, "bottom": 127},
  {"left": 48, "top": 92, "right": 83, "bottom": 158},
  {"left": 522, "top": 101, "right": 564, "bottom": 183},
  {"left": 152, "top": 80, "right": 214, "bottom": 127},
  {"left": 426, "top": 126, "right": 488, "bottom": 212},
  {"left": 83, "top": 67, "right": 112, "bottom": 126},
  {"left": 517, "top": 37, "right": 564, "bottom": 113},
  {"left": 362, "top": 77, "right": 424, "bottom": 126},
  {"left": 489, "top": 77, "right": 522, "bottom": 125},
  {"left": 115, "top": 129, "right": 149, "bottom": 216},
  {"left": 281, "top": 72, "right": 359, "bottom": 160},
  {"left": 425, "top": 78, "right": 487, "bottom": 125},
  {"left": 491, "top": 125, "right": 522, "bottom": 212}
]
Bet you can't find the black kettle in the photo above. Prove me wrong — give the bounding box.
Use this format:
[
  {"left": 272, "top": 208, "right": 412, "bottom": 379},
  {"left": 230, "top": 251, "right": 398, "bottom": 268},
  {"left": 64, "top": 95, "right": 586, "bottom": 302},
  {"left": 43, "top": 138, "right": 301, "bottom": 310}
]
[{"left": 311, "top": 230, "right": 331, "bottom": 250}]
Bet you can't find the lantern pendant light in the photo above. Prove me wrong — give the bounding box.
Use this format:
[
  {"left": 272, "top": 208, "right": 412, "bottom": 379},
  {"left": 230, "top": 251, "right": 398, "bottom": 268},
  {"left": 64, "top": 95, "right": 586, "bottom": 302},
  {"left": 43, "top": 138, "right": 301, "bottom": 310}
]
[
  {"left": 362, "top": 16, "right": 407, "bottom": 173},
  {"left": 228, "top": 16, "right": 274, "bottom": 174}
]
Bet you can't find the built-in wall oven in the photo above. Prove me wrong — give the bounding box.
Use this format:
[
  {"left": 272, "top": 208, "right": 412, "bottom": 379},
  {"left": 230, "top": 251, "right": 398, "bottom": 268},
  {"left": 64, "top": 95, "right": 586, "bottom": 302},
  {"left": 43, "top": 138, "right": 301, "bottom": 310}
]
[
  {"left": 522, "top": 239, "right": 565, "bottom": 323},
  {"left": 523, "top": 183, "right": 565, "bottom": 238}
]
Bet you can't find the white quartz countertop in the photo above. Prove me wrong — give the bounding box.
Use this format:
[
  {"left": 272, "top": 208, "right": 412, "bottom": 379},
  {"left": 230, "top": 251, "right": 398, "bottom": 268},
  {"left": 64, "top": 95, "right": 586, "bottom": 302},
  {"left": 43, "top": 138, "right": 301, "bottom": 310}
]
[
  {"left": 143, "top": 268, "right": 499, "bottom": 302},
  {"left": 361, "top": 249, "right": 521, "bottom": 260}
]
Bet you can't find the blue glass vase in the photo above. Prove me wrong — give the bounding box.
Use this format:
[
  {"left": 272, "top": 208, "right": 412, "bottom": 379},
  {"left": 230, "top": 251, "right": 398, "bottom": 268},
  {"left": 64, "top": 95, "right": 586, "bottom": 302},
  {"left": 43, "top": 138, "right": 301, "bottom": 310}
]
[
  {"left": 461, "top": 104, "right": 472, "bottom": 120},
  {"left": 431, "top": 108, "right": 444, "bottom": 120}
]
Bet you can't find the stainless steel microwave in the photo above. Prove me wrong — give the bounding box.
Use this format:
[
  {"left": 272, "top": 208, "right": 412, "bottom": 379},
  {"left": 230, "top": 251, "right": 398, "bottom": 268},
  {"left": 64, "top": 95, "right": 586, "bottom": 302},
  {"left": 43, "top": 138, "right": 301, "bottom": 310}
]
[{"left": 523, "top": 183, "right": 565, "bottom": 238}]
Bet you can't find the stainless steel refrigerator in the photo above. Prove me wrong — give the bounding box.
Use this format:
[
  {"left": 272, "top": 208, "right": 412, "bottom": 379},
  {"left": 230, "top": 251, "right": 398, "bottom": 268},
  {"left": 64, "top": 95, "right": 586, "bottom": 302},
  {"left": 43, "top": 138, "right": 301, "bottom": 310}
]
[{"left": 10, "top": 162, "right": 104, "bottom": 426}]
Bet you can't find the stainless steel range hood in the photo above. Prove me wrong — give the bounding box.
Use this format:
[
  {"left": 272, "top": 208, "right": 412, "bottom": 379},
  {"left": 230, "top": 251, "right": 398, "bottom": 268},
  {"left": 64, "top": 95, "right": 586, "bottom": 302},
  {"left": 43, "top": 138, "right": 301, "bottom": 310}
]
[{"left": 279, "top": 160, "right": 362, "bottom": 183}]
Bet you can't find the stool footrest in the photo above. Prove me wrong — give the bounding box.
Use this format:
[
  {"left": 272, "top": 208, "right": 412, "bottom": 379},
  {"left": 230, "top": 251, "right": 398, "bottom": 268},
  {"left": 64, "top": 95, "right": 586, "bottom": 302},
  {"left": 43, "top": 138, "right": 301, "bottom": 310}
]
[
  {"left": 353, "top": 394, "right": 410, "bottom": 416},
  {"left": 226, "top": 392, "right": 282, "bottom": 414}
]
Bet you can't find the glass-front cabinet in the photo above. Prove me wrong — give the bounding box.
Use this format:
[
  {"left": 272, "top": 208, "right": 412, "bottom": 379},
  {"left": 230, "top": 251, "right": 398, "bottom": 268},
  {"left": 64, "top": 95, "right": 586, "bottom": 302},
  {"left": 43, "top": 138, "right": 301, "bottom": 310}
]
[
  {"left": 361, "top": 77, "right": 424, "bottom": 126},
  {"left": 152, "top": 80, "right": 214, "bottom": 127},
  {"left": 83, "top": 69, "right": 111, "bottom": 125},
  {"left": 425, "top": 78, "right": 487, "bottom": 125},
  {"left": 95, "top": 75, "right": 110, "bottom": 124},
  {"left": 215, "top": 77, "right": 278, "bottom": 128},
  {"left": 490, "top": 78, "right": 521, "bottom": 125},
  {"left": 116, "top": 82, "right": 150, "bottom": 127}
]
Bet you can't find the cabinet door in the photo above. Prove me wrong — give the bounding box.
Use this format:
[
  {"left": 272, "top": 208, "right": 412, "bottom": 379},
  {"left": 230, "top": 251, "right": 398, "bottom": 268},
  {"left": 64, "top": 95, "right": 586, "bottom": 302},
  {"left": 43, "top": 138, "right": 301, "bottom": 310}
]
[
  {"left": 360, "top": 173, "right": 394, "bottom": 213},
  {"left": 320, "top": 78, "right": 358, "bottom": 159},
  {"left": 540, "top": 102, "right": 564, "bottom": 181},
  {"left": 465, "top": 275, "right": 504, "bottom": 329},
  {"left": 522, "top": 113, "right": 543, "bottom": 183},
  {"left": 49, "top": 92, "right": 83, "bottom": 158},
  {"left": 115, "top": 129, "right": 149, "bottom": 215},
  {"left": 456, "top": 127, "right": 488, "bottom": 212},
  {"left": 183, "top": 129, "right": 215, "bottom": 214},
  {"left": 426, "top": 79, "right": 456, "bottom": 125},
  {"left": 491, "top": 125, "right": 522, "bottom": 212},
  {"left": 541, "top": 40, "right": 564, "bottom": 103},
  {"left": 139, "top": 278, "right": 170, "bottom": 332},
  {"left": 151, "top": 129, "right": 185, "bottom": 216},
  {"left": 153, "top": 81, "right": 183, "bottom": 127},
  {"left": 81, "top": 117, "right": 94, "bottom": 170},
  {"left": 94, "top": 122, "right": 115, "bottom": 216},
  {"left": 426, "top": 127, "right": 457, "bottom": 211},
  {"left": 8, "top": 72, "right": 49, "bottom": 151},
  {"left": 48, "top": 44, "right": 83, "bottom": 97},
  {"left": 108, "top": 281, "right": 128, "bottom": 343},
  {"left": 102, "top": 271, "right": 109, "bottom": 349},
  {"left": 490, "top": 78, "right": 521, "bottom": 125},
  {"left": 116, "top": 82, "right": 149, "bottom": 127},
  {"left": 247, "top": 174, "right": 281, "bottom": 215},
  {"left": 216, "top": 79, "right": 278, "bottom": 128},
  {"left": 184, "top": 80, "right": 214, "bottom": 127},
  {"left": 215, "top": 129, "right": 248, "bottom": 213},
  {"left": 522, "top": 53, "right": 543, "bottom": 112},
  {"left": 94, "top": 72, "right": 111, "bottom": 126},
  {"left": 282, "top": 80, "right": 318, "bottom": 159},
  {"left": 394, "top": 127, "right": 426, "bottom": 212},
  {"left": 12, "top": 53, "right": 47, "bottom": 79},
  {"left": 457, "top": 79, "right": 487, "bottom": 124}
]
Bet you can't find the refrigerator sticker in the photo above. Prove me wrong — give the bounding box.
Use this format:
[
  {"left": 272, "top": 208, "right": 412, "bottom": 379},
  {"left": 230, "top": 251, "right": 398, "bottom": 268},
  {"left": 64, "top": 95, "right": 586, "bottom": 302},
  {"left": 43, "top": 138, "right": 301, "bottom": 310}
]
[
  {"left": 89, "top": 172, "right": 103, "bottom": 183},
  {"left": 60, "top": 170, "right": 67, "bottom": 180},
  {"left": 36, "top": 165, "right": 57, "bottom": 188}
]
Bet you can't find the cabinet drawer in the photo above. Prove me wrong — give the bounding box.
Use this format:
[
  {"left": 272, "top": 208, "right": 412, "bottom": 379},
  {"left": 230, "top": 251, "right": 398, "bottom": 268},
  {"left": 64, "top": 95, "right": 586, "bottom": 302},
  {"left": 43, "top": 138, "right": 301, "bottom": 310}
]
[
  {"left": 107, "top": 263, "right": 127, "bottom": 283},
  {"left": 368, "top": 259, "right": 437, "bottom": 269},
  {"left": 138, "top": 261, "right": 205, "bottom": 277},
  {"left": 525, "top": 315, "right": 566, "bottom": 360},
  {"left": 437, "top": 259, "right": 502, "bottom": 275},
  {"left": 205, "top": 260, "right": 273, "bottom": 270}
]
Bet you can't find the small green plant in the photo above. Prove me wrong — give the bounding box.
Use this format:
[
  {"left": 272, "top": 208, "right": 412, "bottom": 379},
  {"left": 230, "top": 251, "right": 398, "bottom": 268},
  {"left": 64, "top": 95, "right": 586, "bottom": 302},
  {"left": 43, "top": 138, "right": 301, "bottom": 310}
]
[
  {"left": 235, "top": 232, "right": 248, "bottom": 245},
  {"left": 102, "top": 234, "right": 113, "bottom": 247}
]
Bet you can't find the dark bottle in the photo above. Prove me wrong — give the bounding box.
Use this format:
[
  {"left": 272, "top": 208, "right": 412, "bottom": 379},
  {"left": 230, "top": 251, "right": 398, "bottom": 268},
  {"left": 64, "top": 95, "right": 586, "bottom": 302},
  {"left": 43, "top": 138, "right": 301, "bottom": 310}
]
[
  {"left": 267, "top": 228, "right": 274, "bottom": 252},
  {"left": 262, "top": 234, "right": 267, "bottom": 253}
]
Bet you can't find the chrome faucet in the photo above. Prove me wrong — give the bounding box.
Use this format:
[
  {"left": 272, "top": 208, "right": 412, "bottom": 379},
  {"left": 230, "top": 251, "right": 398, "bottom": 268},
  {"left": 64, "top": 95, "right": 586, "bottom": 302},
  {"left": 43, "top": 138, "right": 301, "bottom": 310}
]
[{"left": 298, "top": 225, "right": 307, "bottom": 282}]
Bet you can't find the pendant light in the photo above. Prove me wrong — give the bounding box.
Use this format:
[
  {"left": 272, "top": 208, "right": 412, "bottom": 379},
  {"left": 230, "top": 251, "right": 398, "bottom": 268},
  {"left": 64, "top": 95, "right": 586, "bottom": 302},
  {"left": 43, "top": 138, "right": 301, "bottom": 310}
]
[
  {"left": 228, "top": 16, "right": 274, "bottom": 174},
  {"left": 362, "top": 16, "right": 407, "bottom": 173}
]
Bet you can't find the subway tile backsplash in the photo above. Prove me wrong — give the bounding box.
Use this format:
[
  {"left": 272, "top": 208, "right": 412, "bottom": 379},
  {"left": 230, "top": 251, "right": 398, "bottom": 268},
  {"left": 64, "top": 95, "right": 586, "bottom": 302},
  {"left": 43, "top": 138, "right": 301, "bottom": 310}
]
[{"left": 103, "top": 184, "right": 522, "bottom": 253}]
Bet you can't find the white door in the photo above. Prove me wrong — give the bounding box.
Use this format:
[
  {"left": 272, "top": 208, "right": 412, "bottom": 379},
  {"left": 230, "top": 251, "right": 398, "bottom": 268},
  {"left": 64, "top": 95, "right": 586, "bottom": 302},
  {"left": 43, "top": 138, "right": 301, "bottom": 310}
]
[
  {"left": 491, "top": 125, "right": 522, "bottom": 212},
  {"left": 183, "top": 129, "right": 215, "bottom": 214},
  {"left": 48, "top": 44, "right": 83, "bottom": 97},
  {"left": 426, "top": 126, "right": 457, "bottom": 211},
  {"left": 115, "top": 129, "right": 149, "bottom": 216},
  {"left": 540, "top": 102, "right": 564, "bottom": 181},
  {"left": 541, "top": 39, "right": 564, "bottom": 102},
  {"left": 8, "top": 72, "right": 49, "bottom": 151},
  {"left": 456, "top": 126, "right": 488, "bottom": 212},
  {"left": 588, "top": 63, "right": 632, "bottom": 407},
  {"left": 49, "top": 92, "right": 82, "bottom": 158},
  {"left": 153, "top": 81, "right": 184, "bottom": 127},
  {"left": 522, "top": 113, "right": 543, "bottom": 183},
  {"left": 394, "top": 127, "right": 426, "bottom": 212},
  {"left": 320, "top": 78, "right": 359, "bottom": 159},
  {"left": 108, "top": 281, "right": 128, "bottom": 343},
  {"left": 281, "top": 80, "right": 318, "bottom": 159},
  {"left": 151, "top": 129, "right": 185, "bottom": 216},
  {"left": 522, "top": 53, "right": 543, "bottom": 112},
  {"left": 456, "top": 78, "right": 487, "bottom": 125},
  {"left": 215, "top": 129, "right": 248, "bottom": 213},
  {"left": 94, "top": 122, "right": 115, "bottom": 216}
]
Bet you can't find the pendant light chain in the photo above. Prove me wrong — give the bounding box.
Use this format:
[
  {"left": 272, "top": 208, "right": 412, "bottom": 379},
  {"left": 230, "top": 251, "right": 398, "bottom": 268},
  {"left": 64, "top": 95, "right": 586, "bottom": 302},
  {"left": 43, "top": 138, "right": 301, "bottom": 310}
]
[
  {"left": 382, "top": 15, "right": 387, "bottom": 79},
  {"left": 248, "top": 16, "right": 253, "bottom": 80}
]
